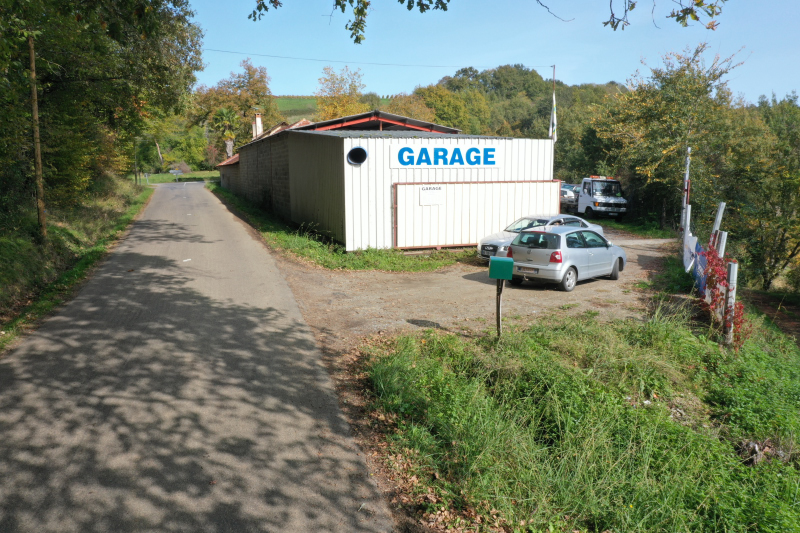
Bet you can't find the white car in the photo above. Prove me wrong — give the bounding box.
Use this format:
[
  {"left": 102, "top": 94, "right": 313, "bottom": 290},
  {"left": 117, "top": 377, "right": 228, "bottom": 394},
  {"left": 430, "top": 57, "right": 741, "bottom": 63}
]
[{"left": 477, "top": 214, "right": 603, "bottom": 261}]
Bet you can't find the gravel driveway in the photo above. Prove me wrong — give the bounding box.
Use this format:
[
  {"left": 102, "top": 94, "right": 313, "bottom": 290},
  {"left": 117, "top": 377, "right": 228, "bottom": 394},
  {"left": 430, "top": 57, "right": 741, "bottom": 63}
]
[{"left": 276, "top": 229, "right": 676, "bottom": 354}]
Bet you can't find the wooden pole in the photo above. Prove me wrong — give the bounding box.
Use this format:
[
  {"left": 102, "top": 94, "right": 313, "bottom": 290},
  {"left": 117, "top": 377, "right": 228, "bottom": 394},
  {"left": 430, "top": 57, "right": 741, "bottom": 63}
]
[
  {"left": 496, "top": 279, "right": 504, "bottom": 337},
  {"left": 28, "top": 34, "right": 46, "bottom": 241}
]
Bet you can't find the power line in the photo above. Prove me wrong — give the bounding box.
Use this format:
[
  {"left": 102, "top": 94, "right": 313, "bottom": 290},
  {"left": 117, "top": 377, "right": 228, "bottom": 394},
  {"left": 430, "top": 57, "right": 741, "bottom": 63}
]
[{"left": 203, "top": 48, "right": 553, "bottom": 70}]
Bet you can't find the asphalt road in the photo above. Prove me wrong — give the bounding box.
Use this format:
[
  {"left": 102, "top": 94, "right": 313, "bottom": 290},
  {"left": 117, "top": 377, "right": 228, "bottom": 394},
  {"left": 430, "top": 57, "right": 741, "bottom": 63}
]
[{"left": 0, "top": 183, "right": 393, "bottom": 533}]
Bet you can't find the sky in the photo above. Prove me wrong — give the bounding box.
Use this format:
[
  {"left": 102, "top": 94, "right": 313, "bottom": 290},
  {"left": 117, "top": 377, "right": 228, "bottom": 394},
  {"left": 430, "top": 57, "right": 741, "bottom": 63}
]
[{"left": 191, "top": 0, "right": 799, "bottom": 104}]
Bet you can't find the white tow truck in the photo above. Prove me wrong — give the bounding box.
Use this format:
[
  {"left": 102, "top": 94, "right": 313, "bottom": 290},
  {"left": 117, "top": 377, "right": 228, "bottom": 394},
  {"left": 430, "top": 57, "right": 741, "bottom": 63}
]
[{"left": 576, "top": 176, "right": 628, "bottom": 219}]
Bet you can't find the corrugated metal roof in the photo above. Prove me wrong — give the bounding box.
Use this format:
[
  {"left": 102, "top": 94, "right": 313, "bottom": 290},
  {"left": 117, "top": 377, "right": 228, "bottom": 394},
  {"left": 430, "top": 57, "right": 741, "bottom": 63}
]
[{"left": 292, "top": 130, "right": 515, "bottom": 140}]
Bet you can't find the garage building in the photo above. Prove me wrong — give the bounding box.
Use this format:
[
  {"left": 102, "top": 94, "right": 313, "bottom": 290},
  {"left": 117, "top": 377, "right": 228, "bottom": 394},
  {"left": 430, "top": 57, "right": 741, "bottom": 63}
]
[{"left": 220, "top": 111, "right": 558, "bottom": 251}]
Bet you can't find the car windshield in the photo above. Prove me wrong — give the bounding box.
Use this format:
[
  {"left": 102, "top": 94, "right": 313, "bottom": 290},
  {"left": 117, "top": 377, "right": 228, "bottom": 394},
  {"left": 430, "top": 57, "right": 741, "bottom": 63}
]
[
  {"left": 512, "top": 232, "right": 560, "bottom": 249},
  {"left": 592, "top": 181, "right": 622, "bottom": 197},
  {"left": 504, "top": 218, "right": 550, "bottom": 233}
]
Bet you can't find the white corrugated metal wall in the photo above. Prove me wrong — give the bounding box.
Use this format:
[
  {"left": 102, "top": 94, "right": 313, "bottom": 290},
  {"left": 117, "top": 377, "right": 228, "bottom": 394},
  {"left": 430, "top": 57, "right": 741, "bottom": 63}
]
[
  {"left": 288, "top": 134, "right": 346, "bottom": 244},
  {"left": 341, "top": 136, "right": 554, "bottom": 251},
  {"left": 394, "top": 181, "right": 560, "bottom": 248}
]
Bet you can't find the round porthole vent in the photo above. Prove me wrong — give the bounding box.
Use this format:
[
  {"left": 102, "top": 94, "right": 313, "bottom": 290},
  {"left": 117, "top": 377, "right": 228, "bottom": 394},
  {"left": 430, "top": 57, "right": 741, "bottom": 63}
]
[{"left": 347, "top": 146, "right": 368, "bottom": 165}]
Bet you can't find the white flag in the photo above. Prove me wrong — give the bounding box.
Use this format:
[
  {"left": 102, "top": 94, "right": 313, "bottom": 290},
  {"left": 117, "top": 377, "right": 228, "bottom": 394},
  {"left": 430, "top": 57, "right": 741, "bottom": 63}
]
[{"left": 549, "top": 91, "right": 557, "bottom": 143}]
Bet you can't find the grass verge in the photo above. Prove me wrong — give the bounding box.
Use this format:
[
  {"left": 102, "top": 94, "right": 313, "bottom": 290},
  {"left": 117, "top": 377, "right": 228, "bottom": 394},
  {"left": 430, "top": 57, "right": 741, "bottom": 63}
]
[
  {"left": 363, "top": 308, "right": 800, "bottom": 532},
  {"left": 0, "top": 178, "right": 152, "bottom": 352},
  {"left": 137, "top": 170, "right": 220, "bottom": 184},
  {"left": 600, "top": 218, "right": 677, "bottom": 239},
  {"left": 207, "top": 182, "right": 475, "bottom": 271}
]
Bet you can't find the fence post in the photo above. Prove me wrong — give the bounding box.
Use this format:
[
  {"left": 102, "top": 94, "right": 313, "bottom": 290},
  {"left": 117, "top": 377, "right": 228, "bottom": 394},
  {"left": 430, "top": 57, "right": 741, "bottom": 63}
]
[
  {"left": 723, "top": 262, "right": 739, "bottom": 345},
  {"left": 717, "top": 231, "right": 728, "bottom": 258},
  {"left": 681, "top": 147, "right": 692, "bottom": 235}
]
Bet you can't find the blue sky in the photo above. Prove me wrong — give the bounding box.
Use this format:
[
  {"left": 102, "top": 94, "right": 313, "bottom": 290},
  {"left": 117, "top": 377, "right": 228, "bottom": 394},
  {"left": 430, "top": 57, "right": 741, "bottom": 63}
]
[{"left": 191, "top": 0, "right": 799, "bottom": 104}]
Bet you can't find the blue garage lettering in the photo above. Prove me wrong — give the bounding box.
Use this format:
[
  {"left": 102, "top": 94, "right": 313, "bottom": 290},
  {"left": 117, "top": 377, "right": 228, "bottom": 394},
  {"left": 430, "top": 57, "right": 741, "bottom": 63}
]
[
  {"left": 449, "top": 148, "right": 464, "bottom": 165},
  {"left": 398, "top": 147, "right": 414, "bottom": 166},
  {"left": 416, "top": 148, "right": 432, "bottom": 165},
  {"left": 394, "top": 146, "right": 499, "bottom": 166}
]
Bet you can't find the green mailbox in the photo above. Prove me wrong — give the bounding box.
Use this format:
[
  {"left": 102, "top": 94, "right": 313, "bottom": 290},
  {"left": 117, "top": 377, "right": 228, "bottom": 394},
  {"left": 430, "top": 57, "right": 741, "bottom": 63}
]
[{"left": 489, "top": 256, "right": 514, "bottom": 281}]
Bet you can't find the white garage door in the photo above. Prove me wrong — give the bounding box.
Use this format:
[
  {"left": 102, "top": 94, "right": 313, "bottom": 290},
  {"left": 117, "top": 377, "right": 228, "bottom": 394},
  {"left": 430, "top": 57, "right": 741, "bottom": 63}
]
[{"left": 393, "top": 181, "right": 560, "bottom": 248}]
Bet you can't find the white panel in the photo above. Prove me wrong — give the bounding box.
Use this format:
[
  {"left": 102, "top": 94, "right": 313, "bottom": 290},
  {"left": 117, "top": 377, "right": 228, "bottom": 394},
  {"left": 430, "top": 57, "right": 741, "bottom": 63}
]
[{"left": 394, "top": 181, "right": 559, "bottom": 248}]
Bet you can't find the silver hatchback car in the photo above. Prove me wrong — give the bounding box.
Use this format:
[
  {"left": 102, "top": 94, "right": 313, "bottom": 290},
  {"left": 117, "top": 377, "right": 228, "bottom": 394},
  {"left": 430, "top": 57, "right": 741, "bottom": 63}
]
[
  {"left": 507, "top": 226, "right": 626, "bottom": 291},
  {"left": 477, "top": 214, "right": 603, "bottom": 261}
]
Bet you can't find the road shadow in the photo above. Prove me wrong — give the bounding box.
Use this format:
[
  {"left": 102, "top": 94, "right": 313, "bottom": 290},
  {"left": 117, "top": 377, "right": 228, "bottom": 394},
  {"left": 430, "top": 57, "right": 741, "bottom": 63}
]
[{"left": 0, "top": 247, "right": 385, "bottom": 531}]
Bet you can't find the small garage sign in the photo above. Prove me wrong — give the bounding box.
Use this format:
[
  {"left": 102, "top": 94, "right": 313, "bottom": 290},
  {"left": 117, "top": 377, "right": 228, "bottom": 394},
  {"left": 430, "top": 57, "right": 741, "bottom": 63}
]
[
  {"left": 391, "top": 144, "right": 503, "bottom": 169},
  {"left": 419, "top": 185, "right": 445, "bottom": 205}
]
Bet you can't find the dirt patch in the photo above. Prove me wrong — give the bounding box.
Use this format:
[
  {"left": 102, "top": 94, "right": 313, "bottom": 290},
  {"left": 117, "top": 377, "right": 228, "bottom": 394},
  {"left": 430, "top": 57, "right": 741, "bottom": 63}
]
[
  {"left": 277, "top": 234, "right": 675, "bottom": 354},
  {"left": 744, "top": 290, "right": 800, "bottom": 343}
]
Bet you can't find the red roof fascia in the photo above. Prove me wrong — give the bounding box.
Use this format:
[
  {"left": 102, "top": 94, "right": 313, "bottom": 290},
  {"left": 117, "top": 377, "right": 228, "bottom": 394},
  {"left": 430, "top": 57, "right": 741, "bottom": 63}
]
[
  {"left": 312, "top": 117, "right": 373, "bottom": 131},
  {"left": 217, "top": 153, "right": 239, "bottom": 167},
  {"left": 310, "top": 116, "right": 445, "bottom": 133}
]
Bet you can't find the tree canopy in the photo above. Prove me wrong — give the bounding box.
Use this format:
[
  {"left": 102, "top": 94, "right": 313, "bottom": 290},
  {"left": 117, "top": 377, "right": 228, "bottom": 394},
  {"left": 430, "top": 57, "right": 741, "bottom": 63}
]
[
  {"left": 0, "top": 0, "right": 202, "bottom": 229},
  {"left": 314, "top": 66, "right": 370, "bottom": 121},
  {"left": 249, "top": 0, "right": 728, "bottom": 43}
]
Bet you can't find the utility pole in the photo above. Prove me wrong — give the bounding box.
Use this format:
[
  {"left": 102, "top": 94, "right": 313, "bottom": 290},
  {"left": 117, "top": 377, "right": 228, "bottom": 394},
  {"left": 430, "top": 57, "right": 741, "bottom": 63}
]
[
  {"left": 28, "top": 34, "right": 46, "bottom": 241},
  {"left": 134, "top": 137, "right": 139, "bottom": 185}
]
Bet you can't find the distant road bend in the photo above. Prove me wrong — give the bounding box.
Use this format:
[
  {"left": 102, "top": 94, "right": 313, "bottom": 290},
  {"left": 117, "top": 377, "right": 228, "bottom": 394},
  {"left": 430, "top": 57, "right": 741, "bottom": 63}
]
[{"left": 0, "top": 182, "right": 393, "bottom": 532}]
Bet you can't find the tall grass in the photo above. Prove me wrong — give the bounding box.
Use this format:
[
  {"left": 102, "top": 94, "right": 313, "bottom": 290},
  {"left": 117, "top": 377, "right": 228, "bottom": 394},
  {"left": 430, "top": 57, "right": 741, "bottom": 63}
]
[
  {"left": 366, "top": 310, "right": 800, "bottom": 532},
  {"left": 207, "top": 182, "right": 475, "bottom": 272}
]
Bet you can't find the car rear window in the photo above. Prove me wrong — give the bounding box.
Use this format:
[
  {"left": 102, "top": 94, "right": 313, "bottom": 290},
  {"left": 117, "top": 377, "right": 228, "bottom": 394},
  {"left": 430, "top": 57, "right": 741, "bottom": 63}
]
[{"left": 513, "top": 232, "right": 560, "bottom": 249}]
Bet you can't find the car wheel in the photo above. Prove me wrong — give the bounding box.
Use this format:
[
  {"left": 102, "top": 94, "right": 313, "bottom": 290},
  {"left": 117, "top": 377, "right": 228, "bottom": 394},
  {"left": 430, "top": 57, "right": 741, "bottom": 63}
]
[
  {"left": 585, "top": 207, "right": 594, "bottom": 219},
  {"left": 609, "top": 258, "right": 620, "bottom": 280},
  {"left": 508, "top": 277, "right": 524, "bottom": 286},
  {"left": 559, "top": 267, "right": 577, "bottom": 292}
]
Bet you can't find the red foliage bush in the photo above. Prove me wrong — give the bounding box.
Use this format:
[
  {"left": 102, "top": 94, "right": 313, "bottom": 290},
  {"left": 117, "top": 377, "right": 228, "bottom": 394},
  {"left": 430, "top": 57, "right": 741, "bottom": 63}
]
[{"left": 700, "top": 244, "right": 752, "bottom": 350}]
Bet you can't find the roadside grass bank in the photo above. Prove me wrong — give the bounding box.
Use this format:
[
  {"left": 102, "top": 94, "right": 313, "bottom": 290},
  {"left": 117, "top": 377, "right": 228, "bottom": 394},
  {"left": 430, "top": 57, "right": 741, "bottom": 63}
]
[
  {"left": 207, "top": 182, "right": 474, "bottom": 271},
  {"left": 0, "top": 177, "right": 152, "bottom": 352},
  {"left": 363, "top": 304, "right": 800, "bottom": 532},
  {"left": 136, "top": 170, "right": 220, "bottom": 184}
]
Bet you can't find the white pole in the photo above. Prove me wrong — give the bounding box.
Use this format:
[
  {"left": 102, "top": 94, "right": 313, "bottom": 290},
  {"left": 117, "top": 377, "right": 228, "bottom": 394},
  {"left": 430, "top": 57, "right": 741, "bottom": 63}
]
[
  {"left": 717, "top": 231, "right": 728, "bottom": 258},
  {"left": 724, "top": 262, "right": 739, "bottom": 345},
  {"left": 681, "top": 147, "right": 692, "bottom": 235},
  {"left": 712, "top": 202, "right": 726, "bottom": 236}
]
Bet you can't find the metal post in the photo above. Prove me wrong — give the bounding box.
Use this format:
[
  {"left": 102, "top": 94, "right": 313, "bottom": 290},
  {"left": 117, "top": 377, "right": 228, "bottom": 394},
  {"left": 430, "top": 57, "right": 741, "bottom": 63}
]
[
  {"left": 496, "top": 279, "right": 504, "bottom": 337},
  {"left": 712, "top": 202, "right": 726, "bottom": 237},
  {"left": 681, "top": 147, "right": 691, "bottom": 234},
  {"left": 717, "top": 231, "right": 728, "bottom": 258},
  {"left": 683, "top": 204, "right": 692, "bottom": 244},
  {"left": 723, "top": 262, "right": 739, "bottom": 345}
]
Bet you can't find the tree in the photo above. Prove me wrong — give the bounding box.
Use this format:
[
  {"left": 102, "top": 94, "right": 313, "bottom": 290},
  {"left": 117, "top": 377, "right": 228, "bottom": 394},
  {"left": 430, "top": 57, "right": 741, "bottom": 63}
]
[
  {"left": 192, "top": 59, "right": 283, "bottom": 152},
  {"left": 384, "top": 93, "right": 436, "bottom": 122},
  {"left": 212, "top": 108, "right": 239, "bottom": 158},
  {"left": 741, "top": 94, "right": 800, "bottom": 289},
  {"left": 314, "top": 66, "right": 370, "bottom": 121},
  {"left": 359, "top": 91, "right": 382, "bottom": 110},
  {"left": 249, "top": 0, "right": 727, "bottom": 43},
  {"left": 593, "top": 44, "right": 739, "bottom": 227},
  {"left": 0, "top": 0, "right": 202, "bottom": 233}
]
